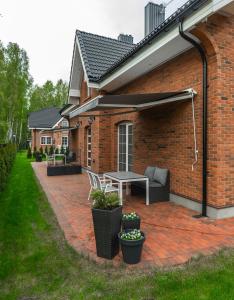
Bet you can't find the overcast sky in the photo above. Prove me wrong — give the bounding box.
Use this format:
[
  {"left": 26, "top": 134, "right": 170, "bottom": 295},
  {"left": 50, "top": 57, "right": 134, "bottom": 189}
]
[{"left": 0, "top": 0, "right": 186, "bottom": 85}]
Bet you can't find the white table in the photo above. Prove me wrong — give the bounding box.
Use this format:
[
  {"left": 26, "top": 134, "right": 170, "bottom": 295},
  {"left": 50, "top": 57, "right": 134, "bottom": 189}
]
[{"left": 103, "top": 171, "right": 149, "bottom": 206}]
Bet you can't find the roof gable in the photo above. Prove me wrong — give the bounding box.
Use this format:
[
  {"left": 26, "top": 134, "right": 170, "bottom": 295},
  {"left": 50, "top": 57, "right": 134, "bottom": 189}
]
[
  {"left": 28, "top": 107, "right": 62, "bottom": 129},
  {"left": 76, "top": 31, "right": 135, "bottom": 82}
]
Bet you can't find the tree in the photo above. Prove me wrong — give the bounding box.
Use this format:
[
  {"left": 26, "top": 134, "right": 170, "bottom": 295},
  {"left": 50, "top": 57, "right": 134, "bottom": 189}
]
[
  {"left": 0, "top": 42, "right": 32, "bottom": 145},
  {"left": 29, "top": 79, "right": 68, "bottom": 112}
]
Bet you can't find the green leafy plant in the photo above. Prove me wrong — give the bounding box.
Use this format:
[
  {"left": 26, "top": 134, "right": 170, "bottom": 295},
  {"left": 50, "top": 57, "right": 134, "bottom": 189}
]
[
  {"left": 33, "top": 146, "right": 37, "bottom": 158},
  {"left": 44, "top": 145, "right": 48, "bottom": 155},
  {"left": 122, "top": 212, "right": 139, "bottom": 221},
  {"left": 39, "top": 146, "right": 43, "bottom": 156},
  {"left": 27, "top": 146, "right": 32, "bottom": 159},
  {"left": 0, "top": 143, "right": 17, "bottom": 192},
  {"left": 120, "top": 229, "right": 143, "bottom": 241},
  {"left": 49, "top": 146, "right": 54, "bottom": 155},
  {"left": 55, "top": 148, "right": 59, "bottom": 154},
  {"left": 91, "top": 189, "right": 120, "bottom": 210},
  {"left": 60, "top": 146, "right": 65, "bottom": 154}
]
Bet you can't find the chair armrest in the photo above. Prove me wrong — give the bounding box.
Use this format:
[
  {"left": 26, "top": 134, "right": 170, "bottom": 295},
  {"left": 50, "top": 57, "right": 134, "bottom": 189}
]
[{"left": 100, "top": 178, "right": 112, "bottom": 184}]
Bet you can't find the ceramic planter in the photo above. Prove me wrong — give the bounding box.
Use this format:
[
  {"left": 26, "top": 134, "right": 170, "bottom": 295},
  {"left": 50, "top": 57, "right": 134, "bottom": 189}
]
[
  {"left": 92, "top": 206, "right": 122, "bottom": 259},
  {"left": 119, "top": 231, "right": 145, "bottom": 264}
]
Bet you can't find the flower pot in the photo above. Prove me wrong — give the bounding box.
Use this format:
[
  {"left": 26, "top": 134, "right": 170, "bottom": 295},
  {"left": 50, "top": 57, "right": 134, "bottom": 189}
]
[
  {"left": 122, "top": 218, "right": 141, "bottom": 230},
  {"left": 119, "top": 231, "right": 145, "bottom": 264},
  {"left": 92, "top": 206, "right": 122, "bottom": 259},
  {"left": 35, "top": 153, "right": 42, "bottom": 162}
]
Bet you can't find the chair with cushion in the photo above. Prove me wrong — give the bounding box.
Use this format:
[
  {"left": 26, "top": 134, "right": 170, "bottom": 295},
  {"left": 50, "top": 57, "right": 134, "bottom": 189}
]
[{"left": 131, "top": 166, "right": 170, "bottom": 203}]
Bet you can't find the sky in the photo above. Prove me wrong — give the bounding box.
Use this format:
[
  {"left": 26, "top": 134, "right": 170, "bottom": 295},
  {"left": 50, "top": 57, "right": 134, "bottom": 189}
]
[{"left": 0, "top": 0, "right": 186, "bottom": 85}]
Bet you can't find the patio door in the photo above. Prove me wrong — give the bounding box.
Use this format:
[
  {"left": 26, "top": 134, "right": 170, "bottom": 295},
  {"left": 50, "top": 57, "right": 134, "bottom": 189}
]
[
  {"left": 87, "top": 127, "right": 92, "bottom": 168},
  {"left": 118, "top": 123, "right": 133, "bottom": 171}
]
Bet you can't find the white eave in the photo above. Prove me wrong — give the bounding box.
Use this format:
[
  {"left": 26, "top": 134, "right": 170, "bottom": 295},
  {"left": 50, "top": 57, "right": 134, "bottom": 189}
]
[{"left": 87, "top": 0, "right": 233, "bottom": 92}]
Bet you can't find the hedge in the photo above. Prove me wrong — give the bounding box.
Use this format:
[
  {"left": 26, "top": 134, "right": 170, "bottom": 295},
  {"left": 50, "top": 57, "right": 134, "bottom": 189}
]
[{"left": 0, "top": 143, "right": 17, "bottom": 192}]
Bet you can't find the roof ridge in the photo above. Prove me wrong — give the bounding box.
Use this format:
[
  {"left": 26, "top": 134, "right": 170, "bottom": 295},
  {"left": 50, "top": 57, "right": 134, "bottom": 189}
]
[
  {"left": 95, "top": 0, "right": 208, "bottom": 82},
  {"left": 76, "top": 30, "right": 135, "bottom": 46},
  {"left": 30, "top": 107, "right": 61, "bottom": 113}
]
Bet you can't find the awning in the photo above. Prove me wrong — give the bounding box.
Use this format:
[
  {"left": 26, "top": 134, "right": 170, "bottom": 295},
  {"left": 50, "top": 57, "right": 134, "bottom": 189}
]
[{"left": 69, "top": 89, "right": 196, "bottom": 118}]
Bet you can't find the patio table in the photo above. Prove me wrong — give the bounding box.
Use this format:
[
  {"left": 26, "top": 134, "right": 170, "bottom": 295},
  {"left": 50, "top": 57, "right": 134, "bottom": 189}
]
[{"left": 103, "top": 171, "right": 149, "bottom": 206}]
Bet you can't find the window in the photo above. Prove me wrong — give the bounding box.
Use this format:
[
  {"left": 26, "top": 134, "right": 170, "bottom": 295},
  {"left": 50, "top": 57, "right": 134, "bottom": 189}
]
[
  {"left": 86, "top": 127, "right": 92, "bottom": 168},
  {"left": 41, "top": 136, "right": 52, "bottom": 145},
  {"left": 62, "top": 136, "right": 68, "bottom": 147},
  {"left": 118, "top": 123, "right": 133, "bottom": 171},
  {"left": 62, "top": 120, "right": 69, "bottom": 128}
]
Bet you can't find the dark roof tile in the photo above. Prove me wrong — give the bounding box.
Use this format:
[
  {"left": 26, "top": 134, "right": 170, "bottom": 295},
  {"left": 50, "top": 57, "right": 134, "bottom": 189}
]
[{"left": 28, "top": 107, "right": 62, "bottom": 128}]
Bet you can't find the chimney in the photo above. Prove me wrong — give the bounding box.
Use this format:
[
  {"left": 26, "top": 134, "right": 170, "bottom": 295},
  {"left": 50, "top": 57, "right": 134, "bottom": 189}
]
[
  {"left": 145, "top": 2, "right": 165, "bottom": 36},
  {"left": 118, "top": 34, "right": 134, "bottom": 44}
]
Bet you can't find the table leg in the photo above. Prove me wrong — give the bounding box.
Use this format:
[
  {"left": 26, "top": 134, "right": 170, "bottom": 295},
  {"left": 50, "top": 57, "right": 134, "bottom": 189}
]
[
  {"left": 146, "top": 179, "right": 149, "bottom": 205},
  {"left": 119, "top": 181, "right": 123, "bottom": 206}
]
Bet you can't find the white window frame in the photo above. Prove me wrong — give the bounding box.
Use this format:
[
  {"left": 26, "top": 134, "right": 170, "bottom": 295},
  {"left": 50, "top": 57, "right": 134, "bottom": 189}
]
[
  {"left": 61, "top": 136, "right": 68, "bottom": 147},
  {"left": 87, "top": 127, "right": 92, "bottom": 168},
  {"left": 117, "top": 122, "right": 133, "bottom": 172},
  {"left": 40, "top": 136, "right": 52, "bottom": 145}
]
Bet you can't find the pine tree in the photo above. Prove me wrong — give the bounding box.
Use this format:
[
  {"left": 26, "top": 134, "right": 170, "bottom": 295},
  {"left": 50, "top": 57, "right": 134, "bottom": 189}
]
[{"left": 27, "top": 146, "right": 32, "bottom": 158}]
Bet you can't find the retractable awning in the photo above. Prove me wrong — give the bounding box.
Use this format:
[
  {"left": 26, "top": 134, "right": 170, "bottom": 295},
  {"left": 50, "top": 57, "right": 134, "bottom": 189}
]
[{"left": 69, "top": 89, "right": 196, "bottom": 118}]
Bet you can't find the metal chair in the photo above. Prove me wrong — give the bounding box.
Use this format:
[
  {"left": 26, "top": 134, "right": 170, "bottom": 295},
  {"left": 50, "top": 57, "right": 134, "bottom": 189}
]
[{"left": 87, "top": 170, "right": 119, "bottom": 201}]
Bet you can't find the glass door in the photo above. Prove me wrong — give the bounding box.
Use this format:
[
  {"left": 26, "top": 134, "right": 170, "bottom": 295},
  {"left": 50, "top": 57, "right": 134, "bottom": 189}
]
[{"left": 118, "top": 123, "right": 133, "bottom": 171}]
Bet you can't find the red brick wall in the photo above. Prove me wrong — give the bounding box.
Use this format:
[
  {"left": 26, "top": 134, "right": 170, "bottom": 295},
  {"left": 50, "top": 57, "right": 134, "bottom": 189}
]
[
  {"left": 70, "top": 13, "right": 234, "bottom": 208},
  {"left": 31, "top": 120, "right": 69, "bottom": 151}
]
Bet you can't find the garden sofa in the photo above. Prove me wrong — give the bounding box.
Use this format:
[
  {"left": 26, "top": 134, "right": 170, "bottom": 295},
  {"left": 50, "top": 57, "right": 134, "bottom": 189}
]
[{"left": 131, "top": 166, "right": 170, "bottom": 203}]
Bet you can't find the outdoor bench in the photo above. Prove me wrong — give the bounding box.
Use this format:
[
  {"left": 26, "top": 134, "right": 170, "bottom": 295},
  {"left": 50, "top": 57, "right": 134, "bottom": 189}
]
[{"left": 131, "top": 166, "right": 170, "bottom": 203}]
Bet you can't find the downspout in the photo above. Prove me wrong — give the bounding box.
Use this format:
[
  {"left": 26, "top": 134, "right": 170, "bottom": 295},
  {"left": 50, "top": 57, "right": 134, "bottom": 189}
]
[{"left": 179, "top": 21, "right": 208, "bottom": 217}]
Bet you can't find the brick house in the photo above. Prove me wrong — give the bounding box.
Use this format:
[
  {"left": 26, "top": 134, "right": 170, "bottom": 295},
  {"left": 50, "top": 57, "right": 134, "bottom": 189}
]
[
  {"left": 29, "top": 107, "right": 69, "bottom": 152},
  {"left": 62, "top": 0, "right": 234, "bottom": 218}
]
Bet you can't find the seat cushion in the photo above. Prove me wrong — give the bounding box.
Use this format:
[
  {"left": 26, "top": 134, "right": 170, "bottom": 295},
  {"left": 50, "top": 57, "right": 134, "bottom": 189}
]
[
  {"left": 132, "top": 180, "right": 162, "bottom": 189},
  {"left": 153, "top": 167, "right": 168, "bottom": 186},
  {"left": 149, "top": 181, "right": 163, "bottom": 188},
  {"left": 144, "top": 166, "right": 156, "bottom": 181}
]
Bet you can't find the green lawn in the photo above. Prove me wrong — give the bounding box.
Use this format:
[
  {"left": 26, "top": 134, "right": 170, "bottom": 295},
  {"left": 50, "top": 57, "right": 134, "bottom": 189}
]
[{"left": 1, "top": 153, "right": 234, "bottom": 300}]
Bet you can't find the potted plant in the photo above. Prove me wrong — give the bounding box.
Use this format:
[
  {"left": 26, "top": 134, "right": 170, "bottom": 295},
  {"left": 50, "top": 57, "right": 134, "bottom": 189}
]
[
  {"left": 119, "top": 229, "right": 145, "bottom": 264},
  {"left": 91, "top": 189, "right": 122, "bottom": 259},
  {"left": 35, "top": 151, "right": 42, "bottom": 162},
  {"left": 122, "top": 212, "right": 140, "bottom": 230}
]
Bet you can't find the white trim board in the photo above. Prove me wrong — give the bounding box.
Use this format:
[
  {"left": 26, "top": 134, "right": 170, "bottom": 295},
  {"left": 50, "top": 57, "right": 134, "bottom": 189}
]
[
  {"left": 86, "top": 0, "right": 233, "bottom": 92},
  {"left": 170, "top": 193, "right": 234, "bottom": 219}
]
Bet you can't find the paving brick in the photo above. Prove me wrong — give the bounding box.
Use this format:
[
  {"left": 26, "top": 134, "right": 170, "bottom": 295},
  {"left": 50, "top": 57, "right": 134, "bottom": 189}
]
[{"left": 32, "top": 162, "right": 234, "bottom": 268}]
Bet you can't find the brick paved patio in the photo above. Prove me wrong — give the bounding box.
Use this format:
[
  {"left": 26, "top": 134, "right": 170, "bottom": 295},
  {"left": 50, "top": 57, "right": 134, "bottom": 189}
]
[{"left": 32, "top": 162, "right": 234, "bottom": 268}]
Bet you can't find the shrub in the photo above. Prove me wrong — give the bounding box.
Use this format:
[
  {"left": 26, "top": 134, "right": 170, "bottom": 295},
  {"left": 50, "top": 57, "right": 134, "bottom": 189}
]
[
  {"left": 55, "top": 148, "right": 59, "bottom": 154},
  {"left": 44, "top": 145, "right": 48, "bottom": 155},
  {"left": 49, "top": 146, "right": 54, "bottom": 155},
  {"left": 0, "top": 143, "right": 17, "bottom": 192},
  {"left": 33, "top": 146, "right": 37, "bottom": 158},
  {"left": 27, "top": 146, "right": 32, "bottom": 158},
  {"left": 91, "top": 189, "right": 120, "bottom": 210},
  {"left": 39, "top": 146, "right": 43, "bottom": 156},
  {"left": 60, "top": 146, "right": 65, "bottom": 154}
]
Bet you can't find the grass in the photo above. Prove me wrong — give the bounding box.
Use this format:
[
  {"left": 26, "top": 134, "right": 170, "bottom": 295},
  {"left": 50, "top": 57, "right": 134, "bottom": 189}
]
[{"left": 1, "top": 152, "right": 234, "bottom": 299}]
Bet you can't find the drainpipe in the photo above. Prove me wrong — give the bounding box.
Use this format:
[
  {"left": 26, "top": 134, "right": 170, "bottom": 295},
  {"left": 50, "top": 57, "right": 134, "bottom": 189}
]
[{"left": 179, "top": 21, "right": 208, "bottom": 217}]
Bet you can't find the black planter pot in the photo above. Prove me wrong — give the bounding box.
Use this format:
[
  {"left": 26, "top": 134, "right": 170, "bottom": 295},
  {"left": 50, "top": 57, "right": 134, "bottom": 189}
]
[
  {"left": 122, "top": 218, "right": 141, "bottom": 230},
  {"left": 92, "top": 206, "right": 122, "bottom": 259},
  {"left": 35, "top": 153, "right": 42, "bottom": 162},
  {"left": 119, "top": 231, "right": 145, "bottom": 264}
]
